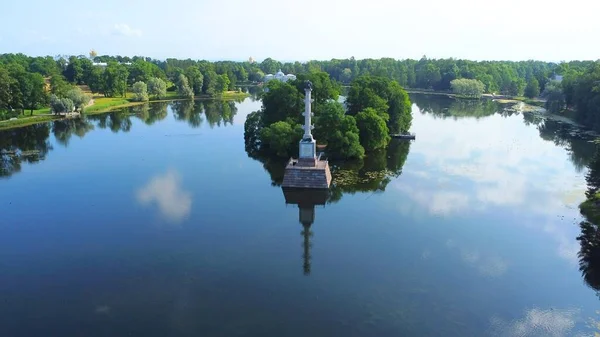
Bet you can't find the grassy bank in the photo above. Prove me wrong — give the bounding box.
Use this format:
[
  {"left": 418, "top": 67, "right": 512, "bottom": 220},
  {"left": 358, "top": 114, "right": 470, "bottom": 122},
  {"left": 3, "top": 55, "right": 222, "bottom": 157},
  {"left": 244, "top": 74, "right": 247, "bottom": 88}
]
[
  {"left": 0, "top": 90, "right": 250, "bottom": 130},
  {"left": 0, "top": 115, "right": 61, "bottom": 131}
]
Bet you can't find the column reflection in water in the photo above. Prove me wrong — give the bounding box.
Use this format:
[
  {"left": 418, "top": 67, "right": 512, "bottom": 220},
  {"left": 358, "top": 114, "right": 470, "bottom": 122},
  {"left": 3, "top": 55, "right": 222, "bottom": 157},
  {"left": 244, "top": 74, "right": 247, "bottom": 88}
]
[{"left": 281, "top": 187, "right": 329, "bottom": 276}]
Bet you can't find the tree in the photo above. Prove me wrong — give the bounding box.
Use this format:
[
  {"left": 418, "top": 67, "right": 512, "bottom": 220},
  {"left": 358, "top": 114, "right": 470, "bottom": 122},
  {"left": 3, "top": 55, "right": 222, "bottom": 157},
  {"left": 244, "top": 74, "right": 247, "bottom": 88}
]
[
  {"left": 259, "top": 121, "right": 302, "bottom": 157},
  {"left": 132, "top": 81, "right": 149, "bottom": 102},
  {"left": 260, "top": 58, "right": 282, "bottom": 74},
  {"left": 184, "top": 66, "right": 204, "bottom": 95},
  {"left": 355, "top": 107, "right": 390, "bottom": 151},
  {"left": 542, "top": 80, "right": 565, "bottom": 113},
  {"left": 217, "top": 74, "right": 230, "bottom": 94},
  {"left": 0, "top": 66, "right": 13, "bottom": 112},
  {"left": 314, "top": 101, "right": 364, "bottom": 159},
  {"left": 64, "top": 56, "right": 83, "bottom": 84},
  {"left": 86, "top": 65, "right": 105, "bottom": 94},
  {"left": 147, "top": 77, "right": 167, "bottom": 99},
  {"left": 50, "top": 75, "right": 72, "bottom": 97},
  {"left": 66, "top": 87, "right": 92, "bottom": 112},
  {"left": 49, "top": 94, "right": 74, "bottom": 114},
  {"left": 293, "top": 71, "right": 341, "bottom": 108},
  {"left": 261, "top": 80, "right": 303, "bottom": 125},
  {"left": 524, "top": 78, "right": 540, "bottom": 98},
  {"left": 21, "top": 72, "right": 47, "bottom": 115},
  {"left": 202, "top": 71, "right": 219, "bottom": 96},
  {"left": 103, "top": 62, "right": 128, "bottom": 97},
  {"left": 347, "top": 76, "right": 412, "bottom": 134},
  {"left": 176, "top": 74, "right": 194, "bottom": 98},
  {"left": 450, "top": 78, "right": 485, "bottom": 98}
]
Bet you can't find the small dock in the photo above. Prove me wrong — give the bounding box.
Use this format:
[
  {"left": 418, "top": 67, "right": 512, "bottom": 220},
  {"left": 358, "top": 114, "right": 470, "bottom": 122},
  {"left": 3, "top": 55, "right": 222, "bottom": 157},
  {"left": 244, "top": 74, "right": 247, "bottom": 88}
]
[{"left": 391, "top": 133, "right": 416, "bottom": 140}]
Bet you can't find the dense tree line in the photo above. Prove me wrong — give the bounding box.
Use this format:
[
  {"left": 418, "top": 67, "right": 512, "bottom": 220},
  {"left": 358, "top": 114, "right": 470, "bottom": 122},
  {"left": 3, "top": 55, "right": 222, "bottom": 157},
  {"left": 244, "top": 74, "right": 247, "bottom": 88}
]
[{"left": 1, "top": 53, "right": 599, "bottom": 129}]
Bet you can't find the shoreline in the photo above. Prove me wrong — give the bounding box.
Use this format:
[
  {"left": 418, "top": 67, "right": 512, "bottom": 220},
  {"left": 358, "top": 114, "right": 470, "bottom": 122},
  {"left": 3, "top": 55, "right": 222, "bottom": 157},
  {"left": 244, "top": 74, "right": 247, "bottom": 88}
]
[{"left": 0, "top": 91, "right": 249, "bottom": 131}]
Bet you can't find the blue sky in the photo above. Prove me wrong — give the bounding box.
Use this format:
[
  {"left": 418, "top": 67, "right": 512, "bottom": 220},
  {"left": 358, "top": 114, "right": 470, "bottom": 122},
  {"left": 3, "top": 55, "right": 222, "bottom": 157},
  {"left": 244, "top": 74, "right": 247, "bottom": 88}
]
[{"left": 1, "top": 0, "right": 598, "bottom": 61}]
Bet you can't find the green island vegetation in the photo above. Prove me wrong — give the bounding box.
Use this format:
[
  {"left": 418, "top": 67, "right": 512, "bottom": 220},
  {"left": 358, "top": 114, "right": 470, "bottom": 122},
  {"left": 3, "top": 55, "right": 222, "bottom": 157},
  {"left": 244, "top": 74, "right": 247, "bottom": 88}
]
[{"left": 244, "top": 71, "right": 411, "bottom": 161}]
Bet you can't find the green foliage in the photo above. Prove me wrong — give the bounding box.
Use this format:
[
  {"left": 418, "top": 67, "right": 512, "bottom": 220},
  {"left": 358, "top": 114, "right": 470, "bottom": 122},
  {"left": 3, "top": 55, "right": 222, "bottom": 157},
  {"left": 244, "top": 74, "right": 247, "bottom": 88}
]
[
  {"left": 217, "top": 74, "right": 230, "bottom": 94},
  {"left": 147, "top": 77, "right": 167, "bottom": 99},
  {"left": 21, "top": 72, "right": 47, "bottom": 115},
  {"left": 64, "top": 56, "right": 83, "bottom": 84},
  {"left": 542, "top": 80, "right": 565, "bottom": 113},
  {"left": 573, "top": 62, "right": 600, "bottom": 131},
  {"left": 202, "top": 70, "right": 219, "bottom": 96},
  {"left": 176, "top": 74, "right": 194, "bottom": 98},
  {"left": 49, "top": 94, "right": 74, "bottom": 114},
  {"left": 314, "top": 101, "right": 364, "bottom": 159},
  {"left": 259, "top": 121, "right": 302, "bottom": 157},
  {"left": 103, "top": 62, "right": 129, "bottom": 97},
  {"left": 132, "top": 81, "right": 149, "bottom": 102},
  {"left": 524, "top": 78, "right": 540, "bottom": 98},
  {"left": 185, "top": 66, "right": 204, "bottom": 95},
  {"left": 293, "top": 71, "right": 341, "bottom": 107},
  {"left": 347, "top": 76, "right": 412, "bottom": 133},
  {"left": 260, "top": 58, "right": 282, "bottom": 75},
  {"left": 261, "top": 80, "right": 303, "bottom": 125},
  {"left": 355, "top": 107, "right": 390, "bottom": 151},
  {"left": 0, "top": 66, "right": 13, "bottom": 112},
  {"left": 66, "top": 87, "right": 92, "bottom": 111},
  {"left": 50, "top": 75, "right": 72, "bottom": 98},
  {"left": 450, "top": 78, "right": 485, "bottom": 98},
  {"left": 86, "top": 66, "right": 105, "bottom": 94}
]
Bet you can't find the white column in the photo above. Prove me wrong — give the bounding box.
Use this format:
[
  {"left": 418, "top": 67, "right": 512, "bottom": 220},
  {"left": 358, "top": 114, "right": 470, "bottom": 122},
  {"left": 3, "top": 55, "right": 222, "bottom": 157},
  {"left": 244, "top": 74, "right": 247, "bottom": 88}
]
[{"left": 304, "top": 87, "right": 312, "bottom": 138}]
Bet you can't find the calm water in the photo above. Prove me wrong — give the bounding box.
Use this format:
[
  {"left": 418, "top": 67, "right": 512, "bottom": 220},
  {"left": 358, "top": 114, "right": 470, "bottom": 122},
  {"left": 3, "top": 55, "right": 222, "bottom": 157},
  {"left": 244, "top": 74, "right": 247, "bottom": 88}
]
[{"left": 1, "top": 94, "right": 598, "bottom": 336}]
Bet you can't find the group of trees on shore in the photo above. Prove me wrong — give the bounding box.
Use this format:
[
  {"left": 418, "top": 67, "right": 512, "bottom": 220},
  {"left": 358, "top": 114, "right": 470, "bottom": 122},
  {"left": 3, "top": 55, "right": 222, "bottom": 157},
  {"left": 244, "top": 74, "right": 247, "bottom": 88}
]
[
  {"left": 244, "top": 71, "right": 411, "bottom": 160},
  {"left": 1, "top": 53, "right": 599, "bottom": 130}
]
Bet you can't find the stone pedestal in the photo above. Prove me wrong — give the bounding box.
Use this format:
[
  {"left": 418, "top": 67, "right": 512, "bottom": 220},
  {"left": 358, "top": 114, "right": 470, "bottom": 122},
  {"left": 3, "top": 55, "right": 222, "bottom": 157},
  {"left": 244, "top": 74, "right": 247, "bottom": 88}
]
[{"left": 281, "top": 158, "right": 332, "bottom": 189}]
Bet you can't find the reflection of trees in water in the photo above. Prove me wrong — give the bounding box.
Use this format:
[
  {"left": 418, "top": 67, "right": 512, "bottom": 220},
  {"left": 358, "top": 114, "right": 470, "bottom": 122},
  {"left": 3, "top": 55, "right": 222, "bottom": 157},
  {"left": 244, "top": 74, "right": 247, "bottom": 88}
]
[
  {"left": 410, "top": 94, "right": 505, "bottom": 119},
  {"left": 529, "top": 114, "right": 596, "bottom": 172},
  {"left": 578, "top": 148, "right": 600, "bottom": 296},
  {"left": 578, "top": 220, "right": 600, "bottom": 293},
  {"left": 88, "top": 109, "right": 133, "bottom": 133},
  {"left": 172, "top": 100, "right": 202, "bottom": 128},
  {"left": 328, "top": 140, "right": 410, "bottom": 203},
  {"left": 0, "top": 123, "right": 52, "bottom": 178},
  {"left": 52, "top": 118, "right": 94, "bottom": 147},
  {"left": 245, "top": 137, "right": 410, "bottom": 202},
  {"left": 241, "top": 85, "right": 263, "bottom": 102},
  {"left": 203, "top": 101, "right": 238, "bottom": 127}
]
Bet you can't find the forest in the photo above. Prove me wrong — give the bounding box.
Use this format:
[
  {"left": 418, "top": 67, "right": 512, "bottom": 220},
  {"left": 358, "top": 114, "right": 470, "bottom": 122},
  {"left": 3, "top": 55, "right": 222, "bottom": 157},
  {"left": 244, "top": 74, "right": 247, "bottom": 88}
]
[{"left": 0, "top": 53, "right": 599, "bottom": 130}]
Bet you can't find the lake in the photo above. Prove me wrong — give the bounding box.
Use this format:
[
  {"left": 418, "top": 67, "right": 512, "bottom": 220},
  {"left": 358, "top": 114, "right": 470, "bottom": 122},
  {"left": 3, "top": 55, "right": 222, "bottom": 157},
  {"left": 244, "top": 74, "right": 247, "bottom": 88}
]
[{"left": 0, "top": 94, "right": 598, "bottom": 336}]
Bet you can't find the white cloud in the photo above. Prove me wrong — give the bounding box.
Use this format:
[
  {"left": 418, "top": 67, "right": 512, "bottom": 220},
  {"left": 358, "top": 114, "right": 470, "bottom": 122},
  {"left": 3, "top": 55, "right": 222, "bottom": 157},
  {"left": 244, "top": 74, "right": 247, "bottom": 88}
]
[
  {"left": 446, "top": 239, "right": 509, "bottom": 278},
  {"left": 136, "top": 170, "right": 192, "bottom": 223},
  {"left": 489, "top": 308, "right": 590, "bottom": 337},
  {"left": 112, "top": 23, "right": 142, "bottom": 37}
]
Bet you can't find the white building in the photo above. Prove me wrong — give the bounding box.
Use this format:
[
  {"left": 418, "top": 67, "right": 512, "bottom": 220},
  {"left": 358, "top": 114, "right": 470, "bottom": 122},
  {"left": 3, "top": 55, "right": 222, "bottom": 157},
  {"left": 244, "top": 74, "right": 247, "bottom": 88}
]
[{"left": 264, "top": 69, "right": 296, "bottom": 83}]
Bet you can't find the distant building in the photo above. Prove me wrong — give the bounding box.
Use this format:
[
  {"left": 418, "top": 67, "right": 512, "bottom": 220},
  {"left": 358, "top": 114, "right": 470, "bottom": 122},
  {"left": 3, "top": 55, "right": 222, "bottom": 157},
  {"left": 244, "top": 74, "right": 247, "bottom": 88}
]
[
  {"left": 264, "top": 69, "right": 296, "bottom": 83},
  {"left": 552, "top": 74, "right": 564, "bottom": 82}
]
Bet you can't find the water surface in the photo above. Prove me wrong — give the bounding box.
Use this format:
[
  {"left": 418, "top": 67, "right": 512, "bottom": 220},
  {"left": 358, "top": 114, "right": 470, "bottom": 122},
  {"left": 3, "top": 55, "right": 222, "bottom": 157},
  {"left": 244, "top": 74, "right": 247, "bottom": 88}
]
[{"left": 0, "top": 94, "right": 597, "bottom": 336}]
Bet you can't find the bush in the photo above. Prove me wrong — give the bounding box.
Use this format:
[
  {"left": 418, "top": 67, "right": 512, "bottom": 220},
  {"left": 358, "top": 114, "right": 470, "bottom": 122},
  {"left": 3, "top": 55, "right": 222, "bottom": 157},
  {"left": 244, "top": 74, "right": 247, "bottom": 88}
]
[
  {"left": 50, "top": 94, "right": 74, "bottom": 114},
  {"left": 132, "top": 81, "right": 149, "bottom": 102}
]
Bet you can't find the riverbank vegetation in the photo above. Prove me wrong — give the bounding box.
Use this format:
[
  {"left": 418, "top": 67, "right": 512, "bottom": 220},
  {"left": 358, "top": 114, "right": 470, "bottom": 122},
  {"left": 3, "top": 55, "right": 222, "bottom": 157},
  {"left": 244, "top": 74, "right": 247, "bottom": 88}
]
[
  {"left": 244, "top": 72, "right": 411, "bottom": 160},
  {"left": 1, "top": 53, "right": 599, "bottom": 130}
]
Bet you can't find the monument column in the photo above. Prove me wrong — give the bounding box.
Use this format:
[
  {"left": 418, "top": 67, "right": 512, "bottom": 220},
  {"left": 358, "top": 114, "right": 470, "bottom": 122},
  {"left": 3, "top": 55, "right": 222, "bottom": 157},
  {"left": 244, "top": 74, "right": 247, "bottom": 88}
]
[{"left": 298, "top": 81, "right": 316, "bottom": 166}]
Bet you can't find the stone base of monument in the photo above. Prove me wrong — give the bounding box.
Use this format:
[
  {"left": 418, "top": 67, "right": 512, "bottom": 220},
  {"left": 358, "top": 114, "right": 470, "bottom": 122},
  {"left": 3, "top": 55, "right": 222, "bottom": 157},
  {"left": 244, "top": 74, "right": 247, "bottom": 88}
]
[{"left": 281, "top": 157, "right": 332, "bottom": 189}]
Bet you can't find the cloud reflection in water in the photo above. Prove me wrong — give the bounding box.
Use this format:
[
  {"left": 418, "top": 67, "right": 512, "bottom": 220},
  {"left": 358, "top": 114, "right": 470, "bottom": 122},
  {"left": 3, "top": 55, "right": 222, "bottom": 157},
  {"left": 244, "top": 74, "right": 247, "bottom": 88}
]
[{"left": 136, "top": 170, "right": 192, "bottom": 223}]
